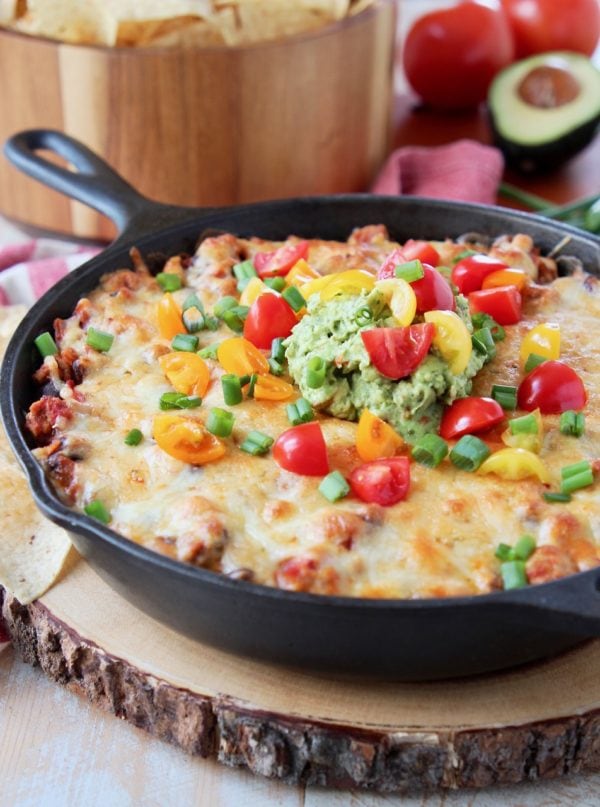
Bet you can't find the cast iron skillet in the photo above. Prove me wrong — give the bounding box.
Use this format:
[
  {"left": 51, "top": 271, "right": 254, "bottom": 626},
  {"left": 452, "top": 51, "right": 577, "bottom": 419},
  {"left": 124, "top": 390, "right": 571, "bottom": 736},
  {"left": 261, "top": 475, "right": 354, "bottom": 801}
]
[{"left": 3, "top": 129, "right": 600, "bottom": 681}]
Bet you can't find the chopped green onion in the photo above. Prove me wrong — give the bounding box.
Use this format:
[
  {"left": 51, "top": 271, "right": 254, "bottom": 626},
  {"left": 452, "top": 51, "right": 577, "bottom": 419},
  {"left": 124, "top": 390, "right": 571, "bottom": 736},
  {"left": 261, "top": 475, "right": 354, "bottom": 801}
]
[
  {"left": 124, "top": 428, "right": 143, "bottom": 446},
  {"left": 246, "top": 373, "right": 258, "bottom": 398},
  {"left": 156, "top": 272, "right": 182, "bottom": 293},
  {"left": 34, "top": 331, "right": 59, "bottom": 358},
  {"left": 501, "top": 560, "right": 528, "bottom": 590},
  {"left": 561, "top": 460, "right": 592, "bottom": 480},
  {"left": 561, "top": 466, "right": 594, "bottom": 495},
  {"left": 221, "top": 374, "right": 243, "bottom": 406},
  {"left": 491, "top": 384, "right": 517, "bottom": 411},
  {"left": 182, "top": 293, "right": 204, "bottom": 313},
  {"left": 471, "top": 313, "right": 505, "bottom": 342},
  {"left": 198, "top": 342, "right": 221, "bottom": 360},
  {"left": 171, "top": 333, "right": 199, "bottom": 352},
  {"left": 84, "top": 500, "right": 111, "bottom": 524},
  {"left": 206, "top": 407, "right": 234, "bottom": 438},
  {"left": 560, "top": 410, "right": 585, "bottom": 437},
  {"left": 513, "top": 534, "right": 536, "bottom": 561},
  {"left": 355, "top": 306, "right": 373, "bottom": 327},
  {"left": 159, "top": 392, "right": 202, "bottom": 410},
  {"left": 543, "top": 491, "right": 572, "bottom": 503},
  {"left": 271, "top": 337, "right": 286, "bottom": 363},
  {"left": 509, "top": 412, "right": 538, "bottom": 435},
  {"left": 214, "top": 296, "right": 238, "bottom": 318},
  {"left": 495, "top": 543, "right": 513, "bottom": 562},
  {"left": 307, "top": 356, "right": 327, "bottom": 389},
  {"left": 233, "top": 260, "right": 257, "bottom": 281},
  {"left": 268, "top": 358, "right": 284, "bottom": 376},
  {"left": 411, "top": 434, "right": 448, "bottom": 468},
  {"left": 319, "top": 470, "right": 350, "bottom": 502},
  {"left": 282, "top": 286, "right": 305, "bottom": 312},
  {"left": 204, "top": 315, "right": 220, "bottom": 331},
  {"left": 86, "top": 327, "right": 114, "bottom": 353},
  {"left": 222, "top": 305, "right": 249, "bottom": 334},
  {"left": 238, "top": 374, "right": 251, "bottom": 387},
  {"left": 263, "top": 277, "right": 285, "bottom": 292},
  {"left": 449, "top": 435, "right": 490, "bottom": 472},
  {"left": 286, "top": 398, "right": 314, "bottom": 426},
  {"left": 524, "top": 353, "right": 547, "bottom": 373},
  {"left": 451, "top": 249, "right": 477, "bottom": 264},
  {"left": 395, "top": 259, "right": 424, "bottom": 283},
  {"left": 472, "top": 327, "right": 496, "bottom": 360},
  {"left": 183, "top": 306, "right": 205, "bottom": 333},
  {"left": 236, "top": 277, "right": 252, "bottom": 293},
  {"left": 240, "top": 430, "right": 273, "bottom": 455}
]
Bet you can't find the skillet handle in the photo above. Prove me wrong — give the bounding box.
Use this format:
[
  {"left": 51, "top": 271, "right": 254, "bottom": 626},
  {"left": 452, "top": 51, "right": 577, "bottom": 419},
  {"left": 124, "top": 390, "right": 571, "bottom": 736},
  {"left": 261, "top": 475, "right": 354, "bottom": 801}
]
[{"left": 3, "top": 129, "right": 201, "bottom": 236}]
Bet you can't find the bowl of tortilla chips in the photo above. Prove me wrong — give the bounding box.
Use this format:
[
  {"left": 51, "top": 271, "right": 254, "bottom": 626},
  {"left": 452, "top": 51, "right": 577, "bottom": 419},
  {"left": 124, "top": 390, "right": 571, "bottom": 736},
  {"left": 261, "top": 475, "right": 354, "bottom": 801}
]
[{"left": 0, "top": 0, "right": 396, "bottom": 240}]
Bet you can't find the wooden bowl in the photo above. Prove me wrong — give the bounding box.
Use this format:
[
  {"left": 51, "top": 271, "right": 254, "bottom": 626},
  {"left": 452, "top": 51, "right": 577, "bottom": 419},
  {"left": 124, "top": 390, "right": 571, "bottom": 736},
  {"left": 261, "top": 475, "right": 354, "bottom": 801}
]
[{"left": 0, "top": 1, "right": 396, "bottom": 241}]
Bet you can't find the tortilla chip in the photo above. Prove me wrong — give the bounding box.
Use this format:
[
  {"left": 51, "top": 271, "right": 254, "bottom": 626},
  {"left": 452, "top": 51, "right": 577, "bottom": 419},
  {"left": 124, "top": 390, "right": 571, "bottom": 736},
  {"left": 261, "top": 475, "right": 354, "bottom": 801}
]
[
  {"left": 223, "top": 2, "right": 336, "bottom": 45},
  {"left": 13, "top": 0, "right": 115, "bottom": 45},
  {"left": 0, "top": 306, "right": 74, "bottom": 604},
  {"left": 137, "top": 18, "right": 227, "bottom": 48}
]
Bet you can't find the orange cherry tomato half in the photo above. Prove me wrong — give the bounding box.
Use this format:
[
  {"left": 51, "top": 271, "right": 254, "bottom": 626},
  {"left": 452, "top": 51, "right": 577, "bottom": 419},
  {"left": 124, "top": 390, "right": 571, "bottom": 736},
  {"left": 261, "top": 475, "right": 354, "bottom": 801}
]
[
  {"left": 243, "top": 293, "right": 298, "bottom": 349},
  {"left": 156, "top": 293, "right": 186, "bottom": 340},
  {"left": 217, "top": 337, "right": 269, "bottom": 376},
  {"left": 356, "top": 409, "right": 404, "bottom": 462},
  {"left": 482, "top": 268, "right": 528, "bottom": 291},
  {"left": 517, "top": 361, "right": 587, "bottom": 414},
  {"left": 361, "top": 324, "right": 434, "bottom": 380},
  {"left": 253, "top": 240, "right": 310, "bottom": 278},
  {"left": 158, "top": 352, "right": 211, "bottom": 397},
  {"left": 349, "top": 457, "right": 411, "bottom": 507},
  {"left": 469, "top": 285, "right": 522, "bottom": 326},
  {"left": 153, "top": 414, "right": 226, "bottom": 465},
  {"left": 451, "top": 254, "right": 509, "bottom": 295},
  {"left": 439, "top": 396, "right": 505, "bottom": 440},
  {"left": 251, "top": 374, "right": 295, "bottom": 402},
  {"left": 273, "top": 422, "right": 329, "bottom": 476}
]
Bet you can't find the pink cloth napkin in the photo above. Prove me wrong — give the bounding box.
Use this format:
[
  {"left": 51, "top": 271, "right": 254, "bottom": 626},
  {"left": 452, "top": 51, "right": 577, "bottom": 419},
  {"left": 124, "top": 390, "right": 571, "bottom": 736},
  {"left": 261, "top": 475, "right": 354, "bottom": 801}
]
[{"left": 371, "top": 139, "right": 504, "bottom": 204}]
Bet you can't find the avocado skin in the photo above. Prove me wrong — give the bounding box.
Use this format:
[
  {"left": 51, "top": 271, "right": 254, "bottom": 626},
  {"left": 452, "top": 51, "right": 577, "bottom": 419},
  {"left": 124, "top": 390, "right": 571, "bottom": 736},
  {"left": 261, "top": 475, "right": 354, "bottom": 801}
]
[{"left": 488, "top": 106, "right": 600, "bottom": 174}]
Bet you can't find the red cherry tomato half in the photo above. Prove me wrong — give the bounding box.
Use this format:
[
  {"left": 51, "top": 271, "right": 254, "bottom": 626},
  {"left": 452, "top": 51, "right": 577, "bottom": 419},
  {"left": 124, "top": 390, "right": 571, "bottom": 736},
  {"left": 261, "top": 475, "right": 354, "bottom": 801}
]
[
  {"left": 502, "top": 0, "right": 600, "bottom": 58},
  {"left": 243, "top": 293, "right": 297, "bottom": 349},
  {"left": 349, "top": 457, "right": 411, "bottom": 507},
  {"left": 361, "top": 324, "right": 435, "bottom": 380},
  {"left": 439, "top": 396, "right": 505, "bottom": 440},
  {"left": 451, "top": 254, "right": 509, "bottom": 296},
  {"left": 376, "top": 248, "right": 407, "bottom": 280},
  {"left": 412, "top": 265, "right": 456, "bottom": 313},
  {"left": 469, "top": 285, "right": 522, "bottom": 326},
  {"left": 517, "top": 361, "right": 587, "bottom": 414},
  {"left": 253, "top": 240, "right": 310, "bottom": 278},
  {"left": 403, "top": 0, "right": 515, "bottom": 110},
  {"left": 400, "top": 240, "right": 441, "bottom": 268},
  {"left": 273, "top": 422, "right": 329, "bottom": 476}
]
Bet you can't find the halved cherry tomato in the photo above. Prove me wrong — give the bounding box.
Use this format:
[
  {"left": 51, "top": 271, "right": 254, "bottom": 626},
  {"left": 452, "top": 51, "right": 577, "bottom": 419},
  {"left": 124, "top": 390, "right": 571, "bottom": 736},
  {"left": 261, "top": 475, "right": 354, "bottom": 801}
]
[
  {"left": 412, "top": 265, "right": 456, "bottom": 313},
  {"left": 519, "top": 322, "right": 560, "bottom": 364},
  {"left": 217, "top": 337, "right": 270, "bottom": 376},
  {"left": 253, "top": 240, "right": 309, "bottom": 278},
  {"left": 285, "top": 258, "right": 320, "bottom": 287},
  {"left": 374, "top": 278, "right": 417, "bottom": 326},
  {"left": 273, "top": 422, "right": 329, "bottom": 476},
  {"left": 502, "top": 409, "right": 543, "bottom": 453},
  {"left": 319, "top": 270, "right": 375, "bottom": 301},
  {"left": 477, "top": 447, "right": 550, "bottom": 483},
  {"left": 356, "top": 409, "right": 404, "bottom": 462},
  {"left": 439, "top": 396, "right": 504, "bottom": 440},
  {"left": 251, "top": 374, "right": 295, "bottom": 402},
  {"left": 400, "top": 240, "right": 441, "bottom": 268},
  {"left": 482, "top": 268, "right": 528, "bottom": 292},
  {"left": 156, "top": 293, "right": 186, "bottom": 340},
  {"left": 153, "top": 414, "right": 226, "bottom": 465},
  {"left": 158, "top": 352, "right": 211, "bottom": 397},
  {"left": 243, "top": 293, "right": 298, "bottom": 349},
  {"left": 239, "top": 276, "right": 268, "bottom": 306},
  {"left": 361, "top": 324, "right": 435, "bottom": 380},
  {"left": 451, "top": 255, "right": 509, "bottom": 296},
  {"left": 469, "top": 285, "right": 521, "bottom": 325},
  {"left": 517, "top": 360, "right": 587, "bottom": 414},
  {"left": 377, "top": 248, "right": 407, "bottom": 280},
  {"left": 424, "top": 310, "right": 472, "bottom": 374},
  {"left": 349, "top": 457, "right": 411, "bottom": 507}
]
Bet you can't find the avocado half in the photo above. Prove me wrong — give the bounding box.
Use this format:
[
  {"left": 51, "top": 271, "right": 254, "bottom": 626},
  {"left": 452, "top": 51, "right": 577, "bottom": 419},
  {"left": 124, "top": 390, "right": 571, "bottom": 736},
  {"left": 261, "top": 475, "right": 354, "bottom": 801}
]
[{"left": 488, "top": 52, "right": 600, "bottom": 174}]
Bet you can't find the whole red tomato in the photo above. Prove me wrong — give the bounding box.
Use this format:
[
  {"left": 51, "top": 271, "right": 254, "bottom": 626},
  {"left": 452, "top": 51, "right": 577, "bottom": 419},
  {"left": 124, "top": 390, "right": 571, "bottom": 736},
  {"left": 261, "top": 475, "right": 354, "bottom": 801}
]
[
  {"left": 502, "top": 0, "right": 600, "bottom": 58},
  {"left": 402, "top": 1, "right": 515, "bottom": 109}
]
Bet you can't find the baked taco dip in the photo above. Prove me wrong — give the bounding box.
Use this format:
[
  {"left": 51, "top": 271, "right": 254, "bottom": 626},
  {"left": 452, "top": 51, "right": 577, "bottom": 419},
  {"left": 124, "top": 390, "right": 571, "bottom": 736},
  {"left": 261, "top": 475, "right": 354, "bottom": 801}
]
[{"left": 26, "top": 224, "right": 599, "bottom": 599}]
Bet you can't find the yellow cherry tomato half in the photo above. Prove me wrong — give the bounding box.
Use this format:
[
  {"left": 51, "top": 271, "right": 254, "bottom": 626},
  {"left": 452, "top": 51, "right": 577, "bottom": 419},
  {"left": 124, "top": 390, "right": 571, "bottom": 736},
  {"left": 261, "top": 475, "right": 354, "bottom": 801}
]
[
  {"left": 501, "top": 409, "right": 543, "bottom": 454},
  {"left": 157, "top": 293, "right": 186, "bottom": 340},
  {"left": 356, "top": 409, "right": 404, "bottom": 462},
  {"left": 158, "top": 352, "right": 211, "bottom": 398},
  {"left": 519, "top": 322, "right": 561, "bottom": 365},
  {"left": 217, "top": 336, "right": 269, "bottom": 376},
  {"left": 477, "top": 447, "right": 550, "bottom": 483},
  {"left": 374, "top": 278, "right": 417, "bottom": 326},
  {"left": 319, "top": 270, "right": 375, "bottom": 301},
  {"left": 482, "top": 268, "right": 528, "bottom": 291},
  {"left": 423, "top": 310, "right": 472, "bottom": 375},
  {"left": 285, "top": 259, "right": 321, "bottom": 287},
  {"left": 251, "top": 373, "right": 295, "bottom": 401},
  {"left": 153, "top": 413, "right": 226, "bottom": 465},
  {"left": 298, "top": 274, "right": 335, "bottom": 301},
  {"left": 239, "top": 276, "right": 268, "bottom": 306}
]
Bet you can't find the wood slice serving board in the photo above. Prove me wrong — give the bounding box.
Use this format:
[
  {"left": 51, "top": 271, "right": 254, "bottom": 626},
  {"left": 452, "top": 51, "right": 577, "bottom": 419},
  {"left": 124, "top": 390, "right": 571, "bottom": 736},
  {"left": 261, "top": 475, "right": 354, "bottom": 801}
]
[{"left": 2, "top": 558, "right": 600, "bottom": 794}]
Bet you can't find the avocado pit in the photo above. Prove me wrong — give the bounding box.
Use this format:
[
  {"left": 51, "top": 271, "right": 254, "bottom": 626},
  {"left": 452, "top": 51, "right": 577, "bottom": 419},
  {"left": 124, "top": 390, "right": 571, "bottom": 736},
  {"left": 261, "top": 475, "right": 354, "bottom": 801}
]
[{"left": 517, "top": 63, "right": 581, "bottom": 108}]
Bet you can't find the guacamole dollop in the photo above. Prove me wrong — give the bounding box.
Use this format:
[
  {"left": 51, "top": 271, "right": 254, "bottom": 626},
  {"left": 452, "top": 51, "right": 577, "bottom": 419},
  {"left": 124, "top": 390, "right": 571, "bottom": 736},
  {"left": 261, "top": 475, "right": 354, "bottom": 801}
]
[{"left": 285, "top": 289, "right": 486, "bottom": 443}]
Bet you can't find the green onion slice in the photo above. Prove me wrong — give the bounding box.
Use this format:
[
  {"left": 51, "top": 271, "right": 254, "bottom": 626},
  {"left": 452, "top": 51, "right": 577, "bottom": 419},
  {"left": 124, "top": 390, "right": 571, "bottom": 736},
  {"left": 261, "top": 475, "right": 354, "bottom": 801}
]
[
  {"left": 171, "top": 333, "right": 199, "bottom": 352},
  {"left": 509, "top": 412, "right": 538, "bottom": 435},
  {"left": 182, "top": 293, "right": 204, "bottom": 313},
  {"left": 156, "top": 273, "right": 182, "bottom": 293},
  {"left": 561, "top": 460, "right": 592, "bottom": 480},
  {"left": 263, "top": 277, "right": 285, "bottom": 292},
  {"left": 182, "top": 307, "right": 205, "bottom": 334},
  {"left": 411, "top": 434, "right": 448, "bottom": 468},
  {"left": 471, "top": 312, "right": 505, "bottom": 342},
  {"left": 198, "top": 342, "right": 221, "bottom": 360},
  {"left": 268, "top": 358, "right": 284, "bottom": 376},
  {"left": 282, "top": 285, "right": 305, "bottom": 312},
  {"left": 560, "top": 410, "right": 585, "bottom": 437},
  {"left": 543, "top": 491, "right": 572, "bottom": 503},
  {"left": 500, "top": 560, "right": 528, "bottom": 590},
  {"left": 495, "top": 543, "right": 513, "bottom": 562},
  {"left": 306, "top": 356, "right": 328, "bottom": 389},
  {"left": 271, "top": 337, "right": 286, "bottom": 363},
  {"left": 246, "top": 373, "right": 258, "bottom": 398},
  {"left": 222, "top": 305, "right": 249, "bottom": 334},
  {"left": 159, "top": 392, "right": 202, "bottom": 410},
  {"left": 472, "top": 327, "right": 496, "bottom": 360},
  {"left": 206, "top": 407, "right": 234, "bottom": 438},
  {"left": 449, "top": 435, "right": 490, "bottom": 472},
  {"left": 84, "top": 500, "right": 111, "bottom": 524},
  {"left": 395, "top": 259, "right": 424, "bottom": 283},
  {"left": 221, "top": 374, "right": 243, "bottom": 406},
  {"left": 86, "top": 327, "right": 114, "bottom": 353},
  {"left": 233, "top": 260, "right": 257, "bottom": 281},
  {"left": 286, "top": 398, "right": 314, "bottom": 426},
  {"left": 124, "top": 428, "right": 143, "bottom": 446},
  {"left": 491, "top": 384, "right": 517, "bottom": 411},
  {"left": 319, "top": 471, "right": 350, "bottom": 502},
  {"left": 355, "top": 306, "right": 373, "bottom": 327},
  {"left": 240, "top": 430, "right": 274, "bottom": 455},
  {"left": 34, "top": 331, "right": 59, "bottom": 358},
  {"left": 513, "top": 534, "right": 536, "bottom": 561},
  {"left": 524, "top": 353, "right": 547, "bottom": 373},
  {"left": 561, "top": 468, "right": 594, "bottom": 495},
  {"left": 214, "top": 296, "right": 238, "bottom": 318}
]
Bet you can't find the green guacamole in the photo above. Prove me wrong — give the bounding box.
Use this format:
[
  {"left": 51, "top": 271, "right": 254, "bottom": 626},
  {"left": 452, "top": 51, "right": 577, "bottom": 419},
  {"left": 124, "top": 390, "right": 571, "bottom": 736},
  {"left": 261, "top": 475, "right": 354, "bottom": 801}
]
[{"left": 285, "top": 289, "right": 486, "bottom": 443}]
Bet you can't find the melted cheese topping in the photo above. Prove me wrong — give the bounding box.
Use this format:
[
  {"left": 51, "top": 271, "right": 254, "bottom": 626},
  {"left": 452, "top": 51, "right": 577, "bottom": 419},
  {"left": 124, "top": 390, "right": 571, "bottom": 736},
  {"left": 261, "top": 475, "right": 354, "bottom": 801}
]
[{"left": 30, "top": 229, "right": 600, "bottom": 598}]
